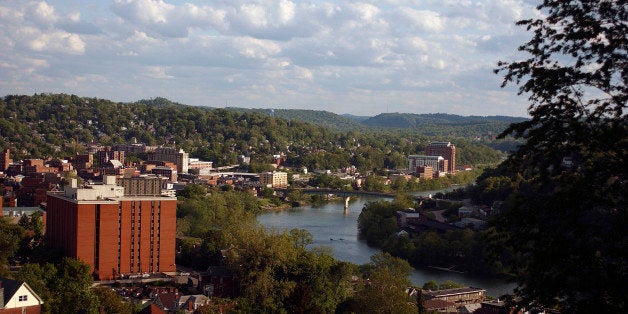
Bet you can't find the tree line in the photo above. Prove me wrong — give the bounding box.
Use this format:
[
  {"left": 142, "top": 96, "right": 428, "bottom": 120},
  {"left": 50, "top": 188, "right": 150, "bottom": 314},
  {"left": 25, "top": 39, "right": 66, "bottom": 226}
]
[
  {"left": 176, "top": 185, "right": 419, "bottom": 313},
  {"left": 0, "top": 94, "right": 505, "bottom": 172}
]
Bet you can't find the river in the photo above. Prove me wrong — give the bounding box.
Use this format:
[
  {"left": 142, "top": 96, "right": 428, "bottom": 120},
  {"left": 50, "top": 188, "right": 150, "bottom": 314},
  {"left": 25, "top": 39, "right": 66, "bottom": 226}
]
[{"left": 257, "top": 191, "right": 516, "bottom": 297}]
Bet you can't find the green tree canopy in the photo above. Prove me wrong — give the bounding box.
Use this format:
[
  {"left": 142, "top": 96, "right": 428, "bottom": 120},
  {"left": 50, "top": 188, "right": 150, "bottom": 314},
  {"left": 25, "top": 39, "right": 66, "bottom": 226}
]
[{"left": 494, "top": 0, "right": 627, "bottom": 312}]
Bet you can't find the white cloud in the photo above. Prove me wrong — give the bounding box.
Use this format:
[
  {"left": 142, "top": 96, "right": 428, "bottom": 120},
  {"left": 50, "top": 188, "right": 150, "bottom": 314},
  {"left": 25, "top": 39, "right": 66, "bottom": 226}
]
[
  {"left": 33, "top": 1, "right": 57, "bottom": 24},
  {"left": 234, "top": 37, "right": 281, "bottom": 59},
  {"left": 0, "top": 0, "right": 538, "bottom": 117},
  {"left": 144, "top": 66, "right": 173, "bottom": 79},
  {"left": 27, "top": 30, "right": 86, "bottom": 54},
  {"left": 396, "top": 7, "right": 444, "bottom": 32}
]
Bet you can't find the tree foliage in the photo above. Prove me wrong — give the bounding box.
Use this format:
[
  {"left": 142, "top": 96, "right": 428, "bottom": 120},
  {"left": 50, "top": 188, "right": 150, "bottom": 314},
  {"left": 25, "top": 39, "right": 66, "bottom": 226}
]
[
  {"left": 0, "top": 218, "right": 24, "bottom": 274},
  {"left": 16, "top": 258, "right": 98, "bottom": 313},
  {"left": 494, "top": 0, "right": 627, "bottom": 312},
  {"left": 0, "top": 93, "right": 505, "bottom": 168},
  {"left": 352, "top": 252, "right": 416, "bottom": 314}
]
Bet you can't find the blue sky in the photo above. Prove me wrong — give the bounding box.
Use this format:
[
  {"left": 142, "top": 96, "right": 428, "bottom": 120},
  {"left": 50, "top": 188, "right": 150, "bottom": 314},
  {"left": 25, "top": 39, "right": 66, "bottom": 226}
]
[{"left": 0, "top": 0, "right": 541, "bottom": 117}]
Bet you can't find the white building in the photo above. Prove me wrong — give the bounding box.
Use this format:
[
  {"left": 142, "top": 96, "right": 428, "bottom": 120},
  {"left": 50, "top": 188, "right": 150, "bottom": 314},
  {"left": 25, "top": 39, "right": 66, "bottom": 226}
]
[{"left": 259, "top": 171, "right": 288, "bottom": 188}]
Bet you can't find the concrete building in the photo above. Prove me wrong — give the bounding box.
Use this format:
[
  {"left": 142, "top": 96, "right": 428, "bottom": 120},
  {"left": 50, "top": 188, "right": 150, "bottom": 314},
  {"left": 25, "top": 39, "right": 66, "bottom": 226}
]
[
  {"left": 425, "top": 141, "right": 456, "bottom": 173},
  {"left": 188, "top": 159, "right": 213, "bottom": 175},
  {"left": 45, "top": 176, "right": 177, "bottom": 280},
  {"left": 116, "top": 177, "right": 164, "bottom": 196},
  {"left": 409, "top": 155, "right": 446, "bottom": 175},
  {"left": 259, "top": 171, "right": 288, "bottom": 188},
  {"left": 149, "top": 147, "right": 189, "bottom": 174}
]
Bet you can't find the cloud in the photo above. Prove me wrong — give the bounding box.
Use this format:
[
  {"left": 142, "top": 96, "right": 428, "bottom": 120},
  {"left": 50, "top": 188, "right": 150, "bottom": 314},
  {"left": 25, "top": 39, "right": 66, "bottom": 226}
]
[
  {"left": 395, "top": 7, "right": 444, "bottom": 32},
  {"left": 28, "top": 31, "right": 85, "bottom": 54},
  {"left": 33, "top": 1, "right": 57, "bottom": 24},
  {"left": 0, "top": 0, "right": 539, "bottom": 117}
]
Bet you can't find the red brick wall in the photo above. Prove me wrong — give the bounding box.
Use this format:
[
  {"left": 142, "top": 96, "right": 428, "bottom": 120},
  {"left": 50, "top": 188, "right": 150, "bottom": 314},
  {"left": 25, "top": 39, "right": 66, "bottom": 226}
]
[
  {"left": 75, "top": 203, "right": 96, "bottom": 268},
  {"left": 119, "top": 201, "right": 132, "bottom": 276},
  {"left": 97, "top": 203, "right": 120, "bottom": 280},
  {"left": 0, "top": 305, "right": 41, "bottom": 313},
  {"left": 46, "top": 194, "right": 176, "bottom": 280},
  {"left": 158, "top": 200, "right": 177, "bottom": 273},
  {"left": 45, "top": 195, "right": 79, "bottom": 258}
]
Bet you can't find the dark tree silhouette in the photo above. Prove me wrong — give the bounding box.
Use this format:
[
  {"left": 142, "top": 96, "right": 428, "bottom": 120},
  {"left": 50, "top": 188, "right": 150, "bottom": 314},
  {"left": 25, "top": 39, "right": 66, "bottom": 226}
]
[{"left": 494, "top": 0, "right": 626, "bottom": 312}]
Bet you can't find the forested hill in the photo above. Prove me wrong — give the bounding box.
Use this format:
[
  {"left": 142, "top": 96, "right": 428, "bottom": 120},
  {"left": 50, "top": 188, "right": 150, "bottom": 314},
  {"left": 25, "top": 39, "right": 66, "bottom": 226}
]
[
  {"left": 361, "top": 113, "right": 527, "bottom": 135},
  {"left": 0, "top": 93, "right": 506, "bottom": 168},
  {"left": 224, "top": 108, "right": 526, "bottom": 137},
  {"left": 224, "top": 107, "right": 364, "bottom": 131},
  {"left": 363, "top": 112, "right": 526, "bottom": 126}
]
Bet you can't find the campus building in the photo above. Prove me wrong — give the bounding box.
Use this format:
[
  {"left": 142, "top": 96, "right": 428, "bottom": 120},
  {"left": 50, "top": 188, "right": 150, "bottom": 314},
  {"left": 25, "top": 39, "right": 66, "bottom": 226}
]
[
  {"left": 409, "top": 155, "right": 447, "bottom": 175},
  {"left": 259, "top": 171, "right": 288, "bottom": 188},
  {"left": 45, "top": 176, "right": 177, "bottom": 280},
  {"left": 425, "top": 142, "right": 456, "bottom": 173},
  {"left": 149, "top": 147, "right": 189, "bottom": 174}
]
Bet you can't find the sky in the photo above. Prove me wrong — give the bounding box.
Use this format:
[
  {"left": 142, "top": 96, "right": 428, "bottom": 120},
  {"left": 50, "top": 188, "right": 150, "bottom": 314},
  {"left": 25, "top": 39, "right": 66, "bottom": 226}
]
[{"left": 0, "top": 0, "right": 542, "bottom": 117}]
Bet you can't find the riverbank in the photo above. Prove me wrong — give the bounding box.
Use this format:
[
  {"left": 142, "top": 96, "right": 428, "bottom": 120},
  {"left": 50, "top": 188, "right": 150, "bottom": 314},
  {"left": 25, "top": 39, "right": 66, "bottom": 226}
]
[{"left": 257, "top": 195, "right": 516, "bottom": 297}]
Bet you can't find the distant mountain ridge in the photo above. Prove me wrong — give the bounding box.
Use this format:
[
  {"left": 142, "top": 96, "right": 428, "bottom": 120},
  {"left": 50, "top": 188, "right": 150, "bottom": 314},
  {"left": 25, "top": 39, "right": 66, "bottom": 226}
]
[
  {"left": 224, "top": 107, "right": 365, "bottom": 131},
  {"left": 361, "top": 112, "right": 527, "bottom": 128},
  {"left": 223, "top": 107, "right": 526, "bottom": 136}
]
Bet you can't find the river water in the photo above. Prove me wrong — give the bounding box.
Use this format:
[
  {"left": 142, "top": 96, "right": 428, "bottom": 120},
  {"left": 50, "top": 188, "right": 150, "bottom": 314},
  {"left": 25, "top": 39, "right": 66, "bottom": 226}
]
[{"left": 257, "top": 192, "right": 516, "bottom": 297}]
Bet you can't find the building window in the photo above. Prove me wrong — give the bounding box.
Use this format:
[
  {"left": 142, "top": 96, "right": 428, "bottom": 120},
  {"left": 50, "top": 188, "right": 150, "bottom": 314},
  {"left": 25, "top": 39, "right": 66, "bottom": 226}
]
[{"left": 18, "top": 295, "right": 28, "bottom": 301}]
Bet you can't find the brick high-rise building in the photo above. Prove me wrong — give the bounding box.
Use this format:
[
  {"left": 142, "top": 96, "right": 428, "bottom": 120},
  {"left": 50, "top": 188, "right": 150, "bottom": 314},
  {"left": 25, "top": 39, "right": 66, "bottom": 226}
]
[
  {"left": 46, "top": 175, "right": 176, "bottom": 280},
  {"left": 425, "top": 142, "right": 456, "bottom": 173}
]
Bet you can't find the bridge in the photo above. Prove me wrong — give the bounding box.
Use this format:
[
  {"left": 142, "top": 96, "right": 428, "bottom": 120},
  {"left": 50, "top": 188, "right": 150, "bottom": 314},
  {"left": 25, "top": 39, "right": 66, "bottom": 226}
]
[
  {"left": 286, "top": 188, "right": 396, "bottom": 198},
  {"left": 276, "top": 188, "right": 450, "bottom": 213}
]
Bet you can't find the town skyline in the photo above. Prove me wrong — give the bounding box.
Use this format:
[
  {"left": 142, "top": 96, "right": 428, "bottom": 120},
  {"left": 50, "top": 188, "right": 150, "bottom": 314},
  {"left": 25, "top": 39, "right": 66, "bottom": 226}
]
[{"left": 0, "top": 0, "right": 540, "bottom": 117}]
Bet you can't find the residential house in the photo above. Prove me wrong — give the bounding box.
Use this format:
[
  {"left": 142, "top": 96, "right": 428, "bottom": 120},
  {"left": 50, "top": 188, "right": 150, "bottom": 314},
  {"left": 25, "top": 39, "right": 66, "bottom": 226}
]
[
  {"left": 176, "top": 295, "right": 209, "bottom": 313},
  {"left": 0, "top": 278, "right": 44, "bottom": 313}
]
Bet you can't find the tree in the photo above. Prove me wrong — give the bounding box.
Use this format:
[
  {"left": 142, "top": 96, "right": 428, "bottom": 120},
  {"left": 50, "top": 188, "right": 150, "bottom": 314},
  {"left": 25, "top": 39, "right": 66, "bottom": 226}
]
[
  {"left": 353, "top": 253, "right": 416, "bottom": 314},
  {"left": 50, "top": 257, "right": 99, "bottom": 313},
  {"left": 494, "top": 1, "right": 626, "bottom": 312},
  {"left": 288, "top": 228, "right": 313, "bottom": 249},
  {"left": 93, "top": 287, "right": 133, "bottom": 314},
  {"left": 0, "top": 218, "right": 24, "bottom": 272},
  {"left": 177, "top": 183, "right": 207, "bottom": 199}
]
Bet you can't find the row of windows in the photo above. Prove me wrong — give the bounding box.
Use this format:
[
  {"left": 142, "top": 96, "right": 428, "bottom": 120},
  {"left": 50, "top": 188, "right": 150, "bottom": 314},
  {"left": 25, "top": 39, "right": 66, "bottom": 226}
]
[{"left": 118, "top": 201, "right": 164, "bottom": 274}]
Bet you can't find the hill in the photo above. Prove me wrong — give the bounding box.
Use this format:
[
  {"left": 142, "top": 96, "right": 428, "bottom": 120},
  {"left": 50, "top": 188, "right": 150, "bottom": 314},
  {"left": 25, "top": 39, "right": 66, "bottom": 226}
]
[
  {"left": 361, "top": 113, "right": 527, "bottom": 138},
  {"left": 0, "top": 93, "right": 509, "bottom": 168},
  {"left": 362, "top": 112, "right": 526, "bottom": 127},
  {"left": 223, "top": 109, "right": 526, "bottom": 138},
  {"left": 224, "top": 107, "right": 364, "bottom": 131}
]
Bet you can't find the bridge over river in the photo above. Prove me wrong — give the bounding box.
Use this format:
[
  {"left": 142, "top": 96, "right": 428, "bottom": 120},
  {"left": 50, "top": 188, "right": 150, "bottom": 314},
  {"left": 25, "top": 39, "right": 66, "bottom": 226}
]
[{"left": 276, "top": 188, "right": 456, "bottom": 211}]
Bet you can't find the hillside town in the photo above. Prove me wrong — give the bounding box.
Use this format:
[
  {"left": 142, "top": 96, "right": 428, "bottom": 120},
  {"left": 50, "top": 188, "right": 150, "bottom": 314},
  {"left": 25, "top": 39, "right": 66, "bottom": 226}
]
[{"left": 0, "top": 139, "right": 538, "bottom": 313}]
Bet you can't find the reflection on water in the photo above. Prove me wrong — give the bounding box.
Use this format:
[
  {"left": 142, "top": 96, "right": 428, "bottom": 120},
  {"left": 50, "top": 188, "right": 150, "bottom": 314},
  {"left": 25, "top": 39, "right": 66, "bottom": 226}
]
[{"left": 257, "top": 193, "right": 516, "bottom": 297}]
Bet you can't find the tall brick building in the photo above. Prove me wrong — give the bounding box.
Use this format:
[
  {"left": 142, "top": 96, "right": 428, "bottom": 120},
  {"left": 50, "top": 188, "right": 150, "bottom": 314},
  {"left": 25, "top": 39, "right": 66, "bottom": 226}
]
[
  {"left": 46, "top": 176, "right": 176, "bottom": 280},
  {"left": 425, "top": 142, "right": 456, "bottom": 173}
]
